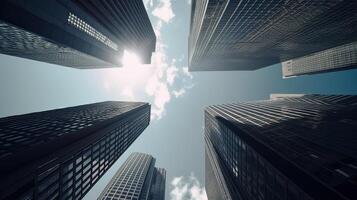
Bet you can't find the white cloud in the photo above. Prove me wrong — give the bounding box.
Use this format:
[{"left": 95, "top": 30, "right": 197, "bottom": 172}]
[
  {"left": 172, "top": 176, "right": 184, "bottom": 186},
  {"left": 100, "top": 20, "right": 171, "bottom": 120},
  {"left": 170, "top": 174, "right": 208, "bottom": 200},
  {"left": 144, "top": 21, "right": 171, "bottom": 120},
  {"left": 172, "top": 88, "right": 186, "bottom": 98},
  {"left": 145, "top": 72, "right": 171, "bottom": 120},
  {"left": 166, "top": 66, "right": 179, "bottom": 85},
  {"left": 99, "top": 0, "right": 194, "bottom": 121},
  {"left": 143, "top": 0, "right": 154, "bottom": 9},
  {"left": 121, "top": 86, "right": 135, "bottom": 100},
  {"left": 154, "top": 20, "right": 163, "bottom": 37},
  {"left": 182, "top": 67, "right": 193, "bottom": 79},
  {"left": 152, "top": 0, "right": 175, "bottom": 23},
  {"left": 187, "top": 0, "right": 192, "bottom": 5}
]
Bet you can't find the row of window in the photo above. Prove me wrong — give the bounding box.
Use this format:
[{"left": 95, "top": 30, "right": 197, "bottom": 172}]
[
  {"left": 15, "top": 107, "right": 150, "bottom": 200},
  {"left": 100, "top": 153, "right": 153, "bottom": 200},
  {"left": 205, "top": 112, "right": 313, "bottom": 200},
  {"left": 0, "top": 19, "right": 118, "bottom": 68},
  {"left": 284, "top": 42, "right": 357, "bottom": 75},
  {"left": 0, "top": 103, "right": 144, "bottom": 158},
  {"left": 192, "top": 0, "right": 354, "bottom": 66},
  {"left": 67, "top": 13, "right": 118, "bottom": 51}
]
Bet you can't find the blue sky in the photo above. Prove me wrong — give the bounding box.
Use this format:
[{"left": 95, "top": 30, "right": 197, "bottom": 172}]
[{"left": 1, "top": 0, "right": 357, "bottom": 200}]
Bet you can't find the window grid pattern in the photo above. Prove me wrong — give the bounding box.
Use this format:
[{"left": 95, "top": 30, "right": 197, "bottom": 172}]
[
  {"left": 205, "top": 95, "right": 357, "bottom": 200},
  {"left": 189, "top": 0, "right": 357, "bottom": 71},
  {"left": 57, "top": 111, "right": 149, "bottom": 200},
  {"left": 205, "top": 113, "right": 312, "bottom": 200},
  {"left": 99, "top": 153, "right": 156, "bottom": 200},
  {"left": 188, "top": 0, "right": 209, "bottom": 63},
  {"left": 67, "top": 13, "right": 118, "bottom": 51},
  {"left": 272, "top": 94, "right": 357, "bottom": 106},
  {"left": 0, "top": 102, "right": 150, "bottom": 200},
  {"left": 0, "top": 21, "right": 115, "bottom": 69},
  {"left": 23, "top": 107, "right": 150, "bottom": 200},
  {"left": 74, "top": 0, "right": 156, "bottom": 63},
  {"left": 0, "top": 102, "right": 145, "bottom": 160},
  {"left": 282, "top": 41, "right": 357, "bottom": 77},
  {"left": 148, "top": 168, "right": 166, "bottom": 200}
]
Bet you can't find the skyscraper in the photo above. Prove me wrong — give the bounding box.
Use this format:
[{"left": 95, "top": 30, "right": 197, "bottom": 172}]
[
  {"left": 205, "top": 95, "right": 357, "bottom": 200},
  {"left": 282, "top": 42, "right": 357, "bottom": 78},
  {"left": 189, "top": 0, "right": 357, "bottom": 71},
  {"left": 99, "top": 152, "right": 166, "bottom": 200},
  {"left": 0, "top": 101, "right": 151, "bottom": 200},
  {"left": 0, "top": 0, "right": 156, "bottom": 69}
]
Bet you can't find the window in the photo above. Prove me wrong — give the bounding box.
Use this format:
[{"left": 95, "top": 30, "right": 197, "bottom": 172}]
[{"left": 67, "top": 13, "right": 118, "bottom": 51}]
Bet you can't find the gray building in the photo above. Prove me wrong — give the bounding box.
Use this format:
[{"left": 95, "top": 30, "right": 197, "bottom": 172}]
[
  {"left": 99, "top": 153, "right": 166, "bottom": 200},
  {"left": 0, "top": 101, "right": 151, "bottom": 200},
  {"left": 205, "top": 94, "right": 357, "bottom": 200},
  {"left": 0, "top": 0, "right": 156, "bottom": 69},
  {"left": 189, "top": 0, "right": 357, "bottom": 71},
  {"left": 282, "top": 42, "right": 357, "bottom": 78}
]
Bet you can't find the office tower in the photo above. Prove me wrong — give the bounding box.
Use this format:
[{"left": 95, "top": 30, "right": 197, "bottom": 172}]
[
  {"left": 99, "top": 152, "right": 166, "bottom": 200},
  {"left": 149, "top": 168, "right": 166, "bottom": 200},
  {"left": 0, "top": 101, "right": 151, "bottom": 200},
  {"left": 282, "top": 42, "right": 357, "bottom": 78},
  {"left": 205, "top": 95, "right": 357, "bottom": 200},
  {"left": 0, "top": 0, "right": 156, "bottom": 69},
  {"left": 188, "top": 0, "right": 357, "bottom": 71}
]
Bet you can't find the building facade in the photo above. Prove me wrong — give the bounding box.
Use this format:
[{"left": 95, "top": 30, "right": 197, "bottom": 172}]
[
  {"left": 0, "top": 101, "right": 151, "bottom": 200},
  {"left": 98, "top": 153, "right": 166, "bottom": 200},
  {"left": 205, "top": 95, "right": 357, "bottom": 200},
  {"left": 282, "top": 41, "right": 357, "bottom": 78},
  {"left": 189, "top": 0, "right": 357, "bottom": 71},
  {"left": 0, "top": 0, "right": 156, "bottom": 69}
]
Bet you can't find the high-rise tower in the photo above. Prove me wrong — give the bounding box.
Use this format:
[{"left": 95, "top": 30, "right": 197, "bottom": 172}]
[
  {"left": 0, "top": 101, "right": 151, "bottom": 200},
  {"left": 0, "top": 0, "right": 156, "bottom": 68},
  {"left": 282, "top": 42, "right": 357, "bottom": 78},
  {"left": 205, "top": 95, "right": 357, "bottom": 200},
  {"left": 189, "top": 0, "right": 357, "bottom": 71},
  {"left": 99, "top": 153, "right": 166, "bottom": 200}
]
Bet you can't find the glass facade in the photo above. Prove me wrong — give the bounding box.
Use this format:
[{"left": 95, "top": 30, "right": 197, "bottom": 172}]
[
  {"left": 99, "top": 153, "right": 166, "bottom": 200},
  {"left": 282, "top": 41, "right": 357, "bottom": 78},
  {"left": 0, "top": 19, "right": 115, "bottom": 69},
  {"left": 0, "top": 101, "right": 151, "bottom": 200},
  {"left": 71, "top": 0, "right": 157, "bottom": 64},
  {"left": 148, "top": 168, "right": 166, "bottom": 200},
  {"left": 0, "top": 0, "right": 156, "bottom": 68},
  {"left": 68, "top": 13, "right": 118, "bottom": 51},
  {"left": 189, "top": 0, "right": 357, "bottom": 71},
  {"left": 205, "top": 95, "right": 357, "bottom": 200}
]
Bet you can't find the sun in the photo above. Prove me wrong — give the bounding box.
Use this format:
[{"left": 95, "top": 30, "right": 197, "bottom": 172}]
[
  {"left": 121, "top": 50, "right": 142, "bottom": 67},
  {"left": 102, "top": 50, "right": 154, "bottom": 90}
]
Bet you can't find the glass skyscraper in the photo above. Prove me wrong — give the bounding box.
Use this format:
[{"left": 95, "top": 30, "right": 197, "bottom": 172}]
[
  {"left": 0, "top": 101, "right": 151, "bottom": 200},
  {"left": 188, "top": 0, "right": 357, "bottom": 71},
  {"left": 205, "top": 95, "right": 357, "bottom": 200},
  {"left": 99, "top": 152, "right": 166, "bottom": 200},
  {"left": 0, "top": 0, "right": 156, "bottom": 68},
  {"left": 282, "top": 41, "right": 357, "bottom": 78}
]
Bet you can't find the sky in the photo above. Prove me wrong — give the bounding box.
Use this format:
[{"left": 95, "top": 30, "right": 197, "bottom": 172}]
[{"left": 1, "top": 0, "right": 357, "bottom": 200}]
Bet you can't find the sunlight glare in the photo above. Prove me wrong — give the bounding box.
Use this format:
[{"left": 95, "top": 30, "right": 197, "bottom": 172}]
[
  {"left": 121, "top": 50, "right": 142, "bottom": 67},
  {"left": 102, "top": 50, "right": 154, "bottom": 93}
]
